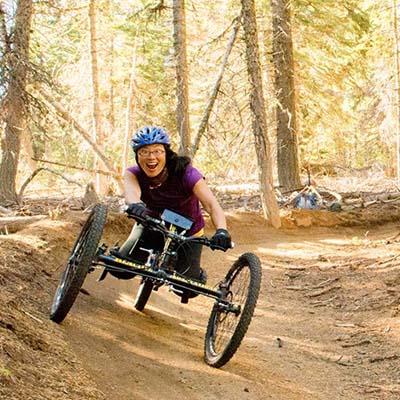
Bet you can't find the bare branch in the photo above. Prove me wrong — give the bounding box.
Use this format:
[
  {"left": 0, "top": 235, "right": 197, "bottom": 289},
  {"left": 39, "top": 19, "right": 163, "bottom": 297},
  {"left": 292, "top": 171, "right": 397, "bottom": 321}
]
[
  {"left": 192, "top": 17, "right": 241, "bottom": 156},
  {"left": 37, "top": 86, "right": 123, "bottom": 192},
  {"left": 129, "top": 1, "right": 169, "bottom": 20},
  {"left": 32, "top": 157, "right": 120, "bottom": 178},
  {"left": 18, "top": 167, "right": 83, "bottom": 202}
]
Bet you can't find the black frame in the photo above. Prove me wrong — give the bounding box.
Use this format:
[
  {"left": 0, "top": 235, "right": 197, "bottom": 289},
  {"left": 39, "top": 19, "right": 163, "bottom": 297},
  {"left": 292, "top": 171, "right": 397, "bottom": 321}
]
[{"left": 94, "top": 252, "right": 240, "bottom": 315}]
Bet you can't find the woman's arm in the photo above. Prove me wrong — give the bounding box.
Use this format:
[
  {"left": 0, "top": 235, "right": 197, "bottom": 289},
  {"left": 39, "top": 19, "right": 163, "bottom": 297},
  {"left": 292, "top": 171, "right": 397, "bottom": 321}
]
[
  {"left": 123, "top": 170, "right": 142, "bottom": 204},
  {"left": 193, "top": 179, "right": 227, "bottom": 230}
]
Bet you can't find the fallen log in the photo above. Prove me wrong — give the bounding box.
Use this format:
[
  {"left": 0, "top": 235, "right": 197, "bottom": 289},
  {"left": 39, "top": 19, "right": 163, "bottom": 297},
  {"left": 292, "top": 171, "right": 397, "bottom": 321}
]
[
  {"left": 0, "top": 205, "right": 13, "bottom": 216},
  {"left": 0, "top": 215, "right": 47, "bottom": 234}
]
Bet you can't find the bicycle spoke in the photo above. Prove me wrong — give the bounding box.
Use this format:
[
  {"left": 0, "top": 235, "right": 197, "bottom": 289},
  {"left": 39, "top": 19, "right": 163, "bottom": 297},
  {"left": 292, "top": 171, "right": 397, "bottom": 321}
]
[{"left": 205, "top": 253, "right": 261, "bottom": 367}]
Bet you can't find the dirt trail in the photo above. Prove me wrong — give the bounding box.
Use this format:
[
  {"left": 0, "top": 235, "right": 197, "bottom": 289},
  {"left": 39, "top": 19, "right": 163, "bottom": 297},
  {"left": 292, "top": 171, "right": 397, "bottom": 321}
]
[
  {"left": 52, "top": 213, "right": 400, "bottom": 400},
  {"left": 1, "top": 210, "right": 400, "bottom": 399}
]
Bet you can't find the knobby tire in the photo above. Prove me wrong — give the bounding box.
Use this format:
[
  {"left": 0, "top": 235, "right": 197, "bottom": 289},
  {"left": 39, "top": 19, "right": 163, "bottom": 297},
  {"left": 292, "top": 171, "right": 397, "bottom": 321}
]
[
  {"left": 204, "top": 252, "right": 261, "bottom": 368},
  {"left": 134, "top": 278, "right": 154, "bottom": 311},
  {"left": 50, "top": 203, "right": 107, "bottom": 323}
]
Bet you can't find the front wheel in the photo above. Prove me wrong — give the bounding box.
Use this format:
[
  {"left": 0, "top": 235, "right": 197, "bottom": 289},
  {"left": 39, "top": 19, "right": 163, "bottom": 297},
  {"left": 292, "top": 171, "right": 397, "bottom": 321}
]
[
  {"left": 50, "top": 203, "right": 107, "bottom": 323},
  {"left": 204, "top": 252, "right": 261, "bottom": 368},
  {"left": 134, "top": 278, "right": 154, "bottom": 311}
]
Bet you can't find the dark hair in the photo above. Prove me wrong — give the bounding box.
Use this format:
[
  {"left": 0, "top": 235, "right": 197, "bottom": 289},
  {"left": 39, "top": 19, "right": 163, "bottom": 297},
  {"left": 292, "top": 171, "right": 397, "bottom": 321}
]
[
  {"left": 165, "top": 145, "right": 191, "bottom": 178},
  {"left": 134, "top": 144, "right": 191, "bottom": 179}
]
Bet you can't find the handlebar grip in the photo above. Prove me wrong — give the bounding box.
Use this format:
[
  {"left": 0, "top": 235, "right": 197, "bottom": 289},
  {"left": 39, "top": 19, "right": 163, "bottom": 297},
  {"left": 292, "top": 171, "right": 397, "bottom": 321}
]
[
  {"left": 124, "top": 206, "right": 155, "bottom": 223},
  {"left": 209, "top": 241, "right": 235, "bottom": 252}
]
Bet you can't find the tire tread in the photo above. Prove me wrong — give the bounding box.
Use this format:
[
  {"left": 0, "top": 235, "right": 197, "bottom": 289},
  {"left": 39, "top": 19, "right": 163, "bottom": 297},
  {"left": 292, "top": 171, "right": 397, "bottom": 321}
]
[
  {"left": 50, "top": 204, "right": 107, "bottom": 323},
  {"left": 204, "top": 252, "right": 262, "bottom": 367}
]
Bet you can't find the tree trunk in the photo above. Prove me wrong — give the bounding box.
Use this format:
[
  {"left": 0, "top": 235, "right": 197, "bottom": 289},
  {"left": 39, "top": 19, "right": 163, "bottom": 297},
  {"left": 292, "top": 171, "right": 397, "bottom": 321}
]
[
  {"left": 0, "top": 5, "right": 8, "bottom": 54},
  {"left": 124, "top": 31, "right": 139, "bottom": 172},
  {"left": 22, "top": 129, "right": 38, "bottom": 172},
  {"left": 240, "top": 0, "right": 281, "bottom": 228},
  {"left": 108, "top": 0, "right": 115, "bottom": 137},
  {"left": 393, "top": 0, "right": 400, "bottom": 185},
  {"left": 0, "top": 0, "right": 33, "bottom": 205},
  {"left": 89, "top": 0, "right": 107, "bottom": 195},
  {"left": 173, "top": 0, "right": 191, "bottom": 156},
  {"left": 271, "top": 0, "right": 301, "bottom": 192}
]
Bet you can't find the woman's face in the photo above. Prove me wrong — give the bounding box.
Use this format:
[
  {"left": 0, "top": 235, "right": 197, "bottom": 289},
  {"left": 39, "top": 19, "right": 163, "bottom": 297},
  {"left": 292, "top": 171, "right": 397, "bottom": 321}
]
[{"left": 137, "top": 144, "right": 166, "bottom": 178}]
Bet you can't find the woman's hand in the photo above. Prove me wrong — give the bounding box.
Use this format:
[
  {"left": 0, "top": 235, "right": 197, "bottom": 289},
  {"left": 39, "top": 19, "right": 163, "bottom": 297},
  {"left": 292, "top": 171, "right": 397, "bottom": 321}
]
[
  {"left": 210, "top": 229, "right": 232, "bottom": 251},
  {"left": 126, "top": 202, "right": 147, "bottom": 219}
]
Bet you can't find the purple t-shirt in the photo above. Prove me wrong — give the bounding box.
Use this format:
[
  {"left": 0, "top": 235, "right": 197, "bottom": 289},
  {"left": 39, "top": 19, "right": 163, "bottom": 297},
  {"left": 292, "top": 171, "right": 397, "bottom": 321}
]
[{"left": 127, "top": 164, "right": 205, "bottom": 236}]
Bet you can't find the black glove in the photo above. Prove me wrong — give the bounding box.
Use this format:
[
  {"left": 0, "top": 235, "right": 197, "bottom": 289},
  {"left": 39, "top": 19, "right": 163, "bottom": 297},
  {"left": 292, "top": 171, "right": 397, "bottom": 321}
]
[
  {"left": 126, "top": 202, "right": 147, "bottom": 220},
  {"left": 210, "top": 229, "right": 232, "bottom": 251}
]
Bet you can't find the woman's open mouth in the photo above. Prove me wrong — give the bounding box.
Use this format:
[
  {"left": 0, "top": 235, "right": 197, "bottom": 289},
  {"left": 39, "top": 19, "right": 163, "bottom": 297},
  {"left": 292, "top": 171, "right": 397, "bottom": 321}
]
[{"left": 146, "top": 162, "right": 158, "bottom": 171}]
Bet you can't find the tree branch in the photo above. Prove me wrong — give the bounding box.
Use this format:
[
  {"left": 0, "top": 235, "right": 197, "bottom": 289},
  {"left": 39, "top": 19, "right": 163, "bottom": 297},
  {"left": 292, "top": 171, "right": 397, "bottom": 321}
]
[
  {"left": 18, "top": 167, "right": 83, "bottom": 202},
  {"left": 32, "top": 157, "right": 119, "bottom": 177},
  {"left": 129, "top": 0, "right": 169, "bottom": 19},
  {"left": 37, "top": 87, "right": 123, "bottom": 191},
  {"left": 192, "top": 16, "right": 240, "bottom": 157}
]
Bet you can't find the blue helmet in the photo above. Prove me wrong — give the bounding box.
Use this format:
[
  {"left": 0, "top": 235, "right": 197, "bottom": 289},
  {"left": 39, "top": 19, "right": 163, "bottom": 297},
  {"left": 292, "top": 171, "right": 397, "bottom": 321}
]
[{"left": 131, "top": 126, "right": 170, "bottom": 152}]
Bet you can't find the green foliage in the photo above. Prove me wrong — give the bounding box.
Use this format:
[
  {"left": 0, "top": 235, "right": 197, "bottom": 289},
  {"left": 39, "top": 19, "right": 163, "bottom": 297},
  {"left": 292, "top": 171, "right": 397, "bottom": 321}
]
[
  {"left": 291, "top": 0, "right": 391, "bottom": 169},
  {"left": 111, "top": 3, "right": 176, "bottom": 131},
  {"left": 16, "top": 0, "right": 398, "bottom": 189}
]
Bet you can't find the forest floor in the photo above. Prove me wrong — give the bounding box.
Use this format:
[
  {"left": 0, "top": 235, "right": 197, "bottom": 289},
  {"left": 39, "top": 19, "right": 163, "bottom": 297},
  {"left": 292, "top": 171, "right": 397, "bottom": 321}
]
[{"left": 1, "top": 177, "right": 400, "bottom": 399}]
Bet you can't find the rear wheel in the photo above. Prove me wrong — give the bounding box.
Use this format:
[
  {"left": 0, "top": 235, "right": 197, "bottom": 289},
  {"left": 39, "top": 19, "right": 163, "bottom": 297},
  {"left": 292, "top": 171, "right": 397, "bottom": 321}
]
[
  {"left": 134, "top": 278, "right": 154, "bottom": 311},
  {"left": 50, "top": 204, "right": 107, "bottom": 323},
  {"left": 204, "top": 252, "right": 261, "bottom": 368}
]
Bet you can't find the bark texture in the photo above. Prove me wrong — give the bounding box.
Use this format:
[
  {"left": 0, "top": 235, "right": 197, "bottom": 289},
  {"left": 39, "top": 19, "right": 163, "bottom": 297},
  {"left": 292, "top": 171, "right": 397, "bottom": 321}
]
[
  {"left": 89, "top": 0, "right": 107, "bottom": 194},
  {"left": 271, "top": 0, "right": 301, "bottom": 192},
  {"left": 173, "top": 0, "right": 191, "bottom": 156},
  {"left": 0, "top": 0, "right": 33, "bottom": 205},
  {"left": 241, "top": 0, "right": 281, "bottom": 227}
]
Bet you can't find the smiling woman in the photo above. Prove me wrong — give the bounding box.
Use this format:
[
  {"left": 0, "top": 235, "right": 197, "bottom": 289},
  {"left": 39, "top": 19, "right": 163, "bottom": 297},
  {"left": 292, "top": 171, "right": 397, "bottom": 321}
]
[
  {"left": 119, "top": 126, "right": 232, "bottom": 303},
  {"left": 136, "top": 144, "right": 166, "bottom": 178}
]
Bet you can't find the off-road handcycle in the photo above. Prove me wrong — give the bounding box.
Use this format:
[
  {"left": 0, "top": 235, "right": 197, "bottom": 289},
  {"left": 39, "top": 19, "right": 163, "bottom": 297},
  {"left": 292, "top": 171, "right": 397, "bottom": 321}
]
[{"left": 50, "top": 203, "right": 262, "bottom": 368}]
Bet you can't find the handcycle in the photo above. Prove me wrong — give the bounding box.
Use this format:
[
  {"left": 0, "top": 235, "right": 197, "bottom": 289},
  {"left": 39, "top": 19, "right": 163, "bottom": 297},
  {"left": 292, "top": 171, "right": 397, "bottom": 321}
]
[{"left": 50, "top": 203, "right": 262, "bottom": 368}]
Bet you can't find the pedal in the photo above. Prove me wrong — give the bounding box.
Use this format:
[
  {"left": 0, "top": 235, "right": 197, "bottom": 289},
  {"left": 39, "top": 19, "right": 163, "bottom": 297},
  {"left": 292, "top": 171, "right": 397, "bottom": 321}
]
[
  {"left": 153, "top": 282, "right": 161, "bottom": 291},
  {"left": 170, "top": 286, "right": 189, "bottom": 304},
  {"left": 98, "top": 268, "right": 108, "bottom": 281},
  {"left": 95, "top": 243, "right": 108, "bottom": 257}
]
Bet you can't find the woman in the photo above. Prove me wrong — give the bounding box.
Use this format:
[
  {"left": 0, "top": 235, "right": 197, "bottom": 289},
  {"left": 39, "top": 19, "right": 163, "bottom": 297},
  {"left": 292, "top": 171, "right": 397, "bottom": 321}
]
[{"left": 119, "top": 126, "right": 231, "bottom": 300}]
